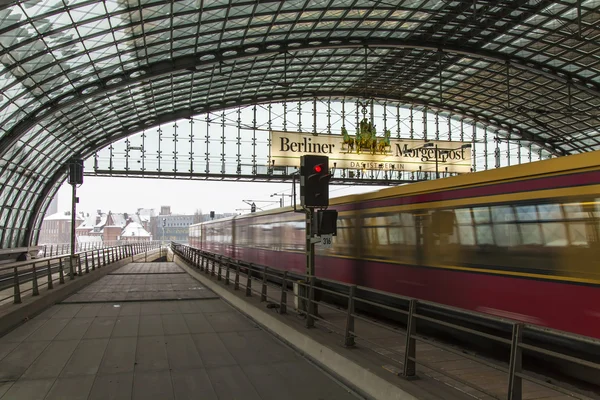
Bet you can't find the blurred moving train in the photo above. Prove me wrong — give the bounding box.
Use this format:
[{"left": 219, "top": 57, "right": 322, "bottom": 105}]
[{"left": 189, "top": 151, "right": 600, "bottom": 339}]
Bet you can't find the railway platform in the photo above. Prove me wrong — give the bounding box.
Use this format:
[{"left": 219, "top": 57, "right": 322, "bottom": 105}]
[
  {"left": 170, "top": 246, "right": 600, "bottom": 400},
  {"left": 0, "top": 262, "right": 359, "bottom": 400}
]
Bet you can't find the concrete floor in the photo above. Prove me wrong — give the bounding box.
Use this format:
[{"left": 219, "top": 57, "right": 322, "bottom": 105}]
[{"left": 0, "top": 263, "right": 360, "bottom": 400}]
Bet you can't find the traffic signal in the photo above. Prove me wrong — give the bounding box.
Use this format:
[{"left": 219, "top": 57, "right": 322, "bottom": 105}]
[
  {"left": 300, "top": 155, "right": 331, "bottom": 207},
  {"left": 251, "top": 203, "right": 256, "bottom": 213}
]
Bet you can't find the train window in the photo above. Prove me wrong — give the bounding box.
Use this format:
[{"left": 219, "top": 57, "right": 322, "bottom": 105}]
[
  {"left": 455, "top": 208, "right": 472, "bottom": 224},
  {"left": 520, "top": 223, "right": 543, "bottom": 245},
  {"left": 542, "top": 222, "right": 567, "bottom": 246},
  {"left": 493, "top": 223, "right": 520, "bottom": 247},
  {"left": 362, "top": 228, "right": 374, "bottom": 244},
  {"left": 475, "top": 225, "right": 494, "bottom": 245},
  {"left": 515, "top": 205, "right": 537, "bottom": 221},
  {"left": 538, "top": 204, "right": 562, "bottom": 220},
  {"left": 563, "top": 203, "right": 587, "bottom": 219},
  {"left": 568, "top": 223, "right": 588, "bottom": 246},
  {"left": 458, "top": 225, "right": 475, "bottom": 245},
  {"left": 472, "top": 207, "right": 491, "bottom": 224},
  {"left": 388, "top": 227, "right": 403, "bottom": 244},
  {"left": 491, "top": 205, "right": 515, "bottom": 222},
  {"left": 401, "top": 213, "right": 415, "bottom": 227}
]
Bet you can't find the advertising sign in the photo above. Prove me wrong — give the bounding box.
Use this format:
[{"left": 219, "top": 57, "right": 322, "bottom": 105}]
[{"left": 270, "top": 131, "right": 472, "bottom": 173}]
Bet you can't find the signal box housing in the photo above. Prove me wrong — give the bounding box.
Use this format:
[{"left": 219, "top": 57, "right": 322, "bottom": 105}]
[
  {"left": 68, "top": 159, "right": 84, "bottom": 185},
  {"left": 300, "top": 155, "right": 331, "bottom": 207},
  {"left": 316, "top": 210, "right": 338, "bottom": 236}
]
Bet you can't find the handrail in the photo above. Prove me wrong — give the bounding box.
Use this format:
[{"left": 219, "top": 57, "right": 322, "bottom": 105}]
[
  {"left": 171, "top": 243, "right": 600, "bottom": 400},
  {"left": 0, "top": 241, "right": 163, "bottom": 306}
]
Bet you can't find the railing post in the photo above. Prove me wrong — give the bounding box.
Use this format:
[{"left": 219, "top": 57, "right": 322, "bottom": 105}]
[
  {"left": 225, "top": 261, "right": 230, "bottom": 285},
  {"left": 32, "top": 263, "right": 39, "bottom": 296},
  {"left": 235, "top": 263, "right": 240, "bottom": 290},
  {"left": 91, "top": 251, "right": 96, "bottom": 270},
  {"left": 59, "top": 258, "right": 65, "bottom": 284},
  {"left": 261, "top": 267, "right": 268, "bottom": 302},
  {"left": 403, "top": 299, "right": 417, "bottom": 378},
  {"left": 77, "top": 254, "right": 83, "bottom": 276},
  {"left": 508, "top": 323, "right": 524, "bottom": 400},
  {"left": 344, "top": 285, "right": 356, "bottom": 347},
  {"left": 69, "top": 255, "right": 75, "bottom": 280},
  {"left": 211, "top": 257, "right": 216, "bottom": 276},
  {"left": 100, "top": 249, "right": 104, "bottom": 267},
  {"left": 217, "top": 257, "right": 222, "bottom": 281},
  {"left": 46, "top": 259, "right": 53, "bottom": 290},
  {"left": 246, "top": 265, "right": 252, "bottom": 296},
  {"left": 200, "top": 254, "right": 205, "bottom": 271},
  {"left": 306, "top": 277, "right": 315, "bottom": 328},
  {"left": 280, "top": 271, "right": 288, "bottom": 314},
  {"left": 84, "top": 252, "right": 89, "bottom": 273},
  {"left": 13, "top": 266, "right": 22, "bottom": 304},
  {"left": 102, "top": 248, "right": 106, "bottom": 266},
  {"left": 43, "top": 245, "right": 47, "bottom": 258},
  {"left": 50, "top": 244, "right": 53, "bottom": 257}
]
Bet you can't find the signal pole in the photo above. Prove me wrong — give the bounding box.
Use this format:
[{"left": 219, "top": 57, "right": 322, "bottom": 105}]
[{"left": 300, "top": 155, "right": 331, "bottom": 277}]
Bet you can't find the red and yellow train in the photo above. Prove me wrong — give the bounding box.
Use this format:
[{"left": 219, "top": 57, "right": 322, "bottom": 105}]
[{"left": 189, "top": 151, "right": 600, "bottom": 339}]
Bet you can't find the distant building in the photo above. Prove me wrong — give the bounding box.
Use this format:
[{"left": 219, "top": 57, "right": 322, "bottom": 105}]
[
  {"left": 73, "top": 209, "right": 155, "bottom": 244},
  {"left": 38, "top": 211, "right": 84, "bottom": 244},
  {"left": 152, "top": 213, "right": 195, "bottom": 243},
  {"left": 150, "top": 208, "right": 236, "bottom": 244},
  {"left": 121, "top": 222, "right": 152, "bottom": 242}
]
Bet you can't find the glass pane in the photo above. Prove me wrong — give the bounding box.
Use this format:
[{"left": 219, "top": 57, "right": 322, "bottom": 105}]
[
  {"left": 401, "top": 213, "right": 414, "bottom": 226},
  {"left": 563, "top": 203, "right": 587, "bottom": 219},
  {"left": 472, "top": 207, "right": 491, "bottom": 223},
  {"left": 520, "top": 224, "right": 543, "bottom": 245},
  {"left": 516, "top": 205, "right": 538, "bottom": 221},
  {"left": 542, "top": 222, "right": 567, "bottom": 246},
  {"left": 377, "top": 228, "right": 388, "bottom": 245},
  {"left": 568, "top": 223, "right": 589, "bottom": 246},
  {"left": 491, "top": 205, "right": 515, "bottom": 222},
  {"left": 403, "top": 226, "right": 416, "bottom": 245},
  {"left": 389, "top": 227, "right": 403, "bottom": 244},
  {"left": 476, "top": 225, "right": 494, "bottom": 245},
  {"left": 458, "top": 225, "right": 475, "bottom": 245},
  {"left": 455, "top": 208, "right": 472, "bottom": 224},
  {"left": 537, "top": 204, "right": 562, "bottom": 220},
  {"left": 493, "top": 224, "right": 520, "bottom": 247}
]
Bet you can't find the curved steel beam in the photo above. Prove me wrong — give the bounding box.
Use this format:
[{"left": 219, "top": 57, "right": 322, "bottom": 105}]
[
  {"left": 21, "top": 90, "right": 567, "bottom": 246},
  {"left": 24, "top": 168, "right": 67, "bottom": 246},
  {"left": 0, "top": 37, "right": 595, "bottom": 158}
]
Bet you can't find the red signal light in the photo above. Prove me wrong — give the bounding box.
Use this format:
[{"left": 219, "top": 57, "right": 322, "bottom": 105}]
[{"left": 314, "top": 164, "right": 323, "bottom": 173}]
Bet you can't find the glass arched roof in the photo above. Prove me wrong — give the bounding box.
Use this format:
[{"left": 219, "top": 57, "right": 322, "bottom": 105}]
[{"left": 0, "top": 0, "right": 599, "bottom": 248}]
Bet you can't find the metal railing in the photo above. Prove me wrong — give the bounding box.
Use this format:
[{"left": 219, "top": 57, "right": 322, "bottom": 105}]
[
  {"left": 0, "top": 241, "right": 162, "bottom": 305},
  {"left": 37, "top": 240, "right": 153, "bottom": 258},
  {"left": 171, "top": 243, "right": 600, "bottom": 400}
]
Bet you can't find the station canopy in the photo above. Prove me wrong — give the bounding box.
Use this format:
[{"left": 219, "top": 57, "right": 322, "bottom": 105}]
[{"left": 0, "top": 0, "right": 599, "bottom": 249}]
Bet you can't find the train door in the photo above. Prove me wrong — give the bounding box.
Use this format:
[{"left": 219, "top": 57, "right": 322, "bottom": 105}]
[{"left": 418, "top": 209, "right": 457, "bottom": 267}]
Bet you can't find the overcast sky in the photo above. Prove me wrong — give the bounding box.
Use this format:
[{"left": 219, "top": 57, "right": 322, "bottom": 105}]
[{"left": 55, "top": 176, "right": 386, "bottom": 217}]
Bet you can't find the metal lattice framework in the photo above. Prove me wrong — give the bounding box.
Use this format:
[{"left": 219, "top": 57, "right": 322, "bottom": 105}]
[
  {"left": 88, "top": 100, "right": 553, "bottom": 184},
  {"left": 0, "top": 0, "right": 599, "bottom": 248}
]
